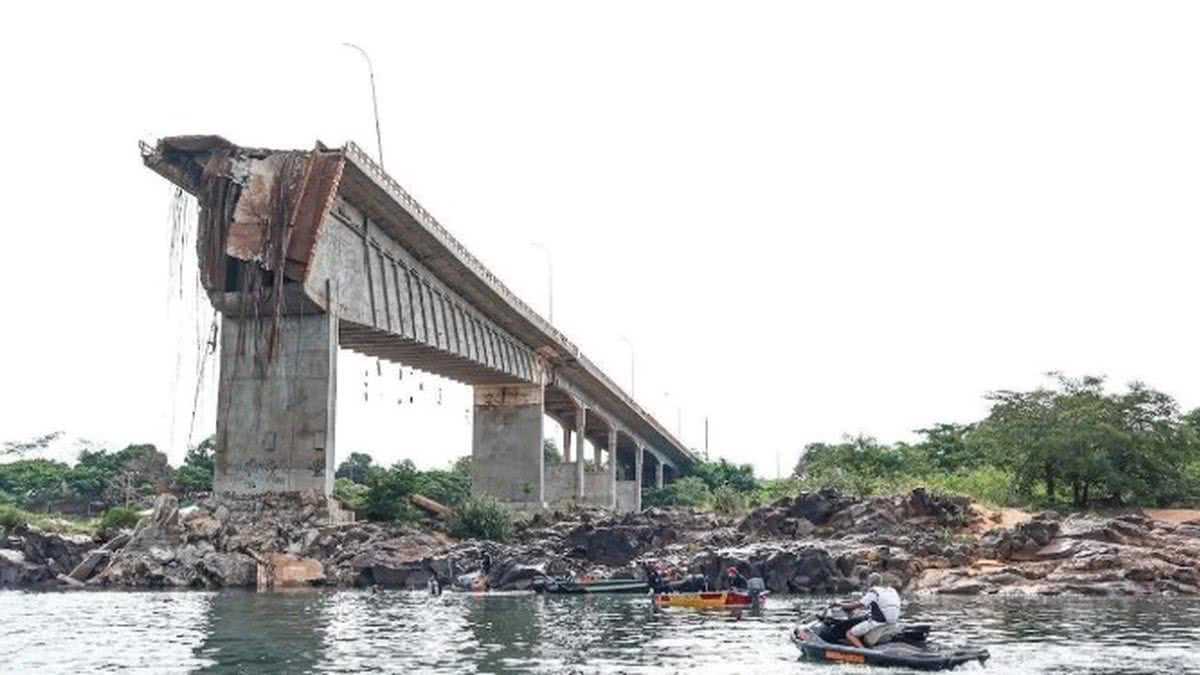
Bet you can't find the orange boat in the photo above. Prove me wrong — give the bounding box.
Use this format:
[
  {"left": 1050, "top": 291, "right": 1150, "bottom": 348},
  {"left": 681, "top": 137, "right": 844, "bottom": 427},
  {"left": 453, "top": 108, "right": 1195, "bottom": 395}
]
[{"left": 652, "top": 591, "right": 762, "bottom": 609}]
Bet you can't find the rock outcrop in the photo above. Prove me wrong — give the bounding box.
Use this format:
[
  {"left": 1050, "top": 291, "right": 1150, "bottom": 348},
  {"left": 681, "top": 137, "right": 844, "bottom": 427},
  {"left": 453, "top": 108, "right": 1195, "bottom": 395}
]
[{"left": 5, "top": 486, "right": 1200, "bottom": 598}]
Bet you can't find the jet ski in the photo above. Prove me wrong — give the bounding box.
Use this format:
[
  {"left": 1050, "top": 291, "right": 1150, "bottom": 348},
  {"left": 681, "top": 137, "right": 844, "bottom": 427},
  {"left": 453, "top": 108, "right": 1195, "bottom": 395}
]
[{"left": 791, "top": 607, "right": 989, "bottom": 671}]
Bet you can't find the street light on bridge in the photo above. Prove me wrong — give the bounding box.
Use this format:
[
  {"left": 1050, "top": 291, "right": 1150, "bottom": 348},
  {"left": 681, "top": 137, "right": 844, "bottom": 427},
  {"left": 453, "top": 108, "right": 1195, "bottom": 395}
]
[
  {"left": 618, "top": 335, "right": 635, "bottom": 397},
  {"left": 341, "top": 43, "right": 385, "bottom": 168},
  {"left": 529, "top": 242, "right": 554, "bottom": 323}
]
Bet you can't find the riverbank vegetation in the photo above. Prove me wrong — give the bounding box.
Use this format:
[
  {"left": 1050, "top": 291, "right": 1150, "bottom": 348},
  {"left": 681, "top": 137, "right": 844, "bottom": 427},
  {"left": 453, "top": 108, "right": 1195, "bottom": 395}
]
[
  {"left": 5, "top": 373, "right": 1197, "bottom": 534},
  {"left": 0, "top": 438, "right": 215, "bottom": 515},
  {"left": 791, "top": 375, "right": 1200, "bottom": 509},
  {"left": 643, "top": 375, "right": 1200, "bottom": 513}
]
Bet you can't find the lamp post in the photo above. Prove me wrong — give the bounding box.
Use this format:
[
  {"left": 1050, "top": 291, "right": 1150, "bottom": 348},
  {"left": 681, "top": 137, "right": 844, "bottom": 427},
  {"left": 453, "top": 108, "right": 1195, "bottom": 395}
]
[
  {"left": 618, "top": 336, "right": 635, "bottom": 396},
  {"left": 663, "top": 391, "right": 682, "bottom": 437},
  {"left": 530, "top": 242, "right": 554, "bottom": 323},
  {"left": 342, "top": 43, "right": 385, "bottom": 168}
]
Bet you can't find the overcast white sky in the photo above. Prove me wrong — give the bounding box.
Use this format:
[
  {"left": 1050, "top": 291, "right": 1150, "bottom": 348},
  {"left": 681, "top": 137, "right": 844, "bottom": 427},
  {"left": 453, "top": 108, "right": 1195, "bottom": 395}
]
[{"left": 1, "top": 1, "right": 1197, "bottom": 476}]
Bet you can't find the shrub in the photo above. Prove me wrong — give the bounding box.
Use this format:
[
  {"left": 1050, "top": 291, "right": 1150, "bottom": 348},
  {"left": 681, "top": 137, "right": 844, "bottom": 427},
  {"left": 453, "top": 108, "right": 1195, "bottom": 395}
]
[
  {"left": 99, "top": 506, "right": 141, "bottom": 535},
  {"left": 711, "top": 485, "right": 747, "bottom": 514},
  {"left": 642, "top": 476, "right": 712, "bottom": 509},
  {"left": 449, "top": 495, "right": 513, "bottom": 541},
  {"left": 0, "top": 505, "right": 29, "bottom": 534},
  {"left": 333, "top": 478, "right": 370, "bottom": 513}
]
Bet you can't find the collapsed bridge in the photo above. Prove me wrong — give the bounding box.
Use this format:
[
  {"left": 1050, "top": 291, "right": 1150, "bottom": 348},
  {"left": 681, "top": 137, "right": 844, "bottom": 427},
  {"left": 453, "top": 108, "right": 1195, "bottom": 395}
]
[{"left": 143, "top": 135, "right": 695, "bottom": 512}]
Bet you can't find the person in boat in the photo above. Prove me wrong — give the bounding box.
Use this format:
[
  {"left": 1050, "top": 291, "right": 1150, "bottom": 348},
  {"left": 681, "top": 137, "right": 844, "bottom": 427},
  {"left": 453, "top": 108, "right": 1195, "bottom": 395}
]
[
  {"left": 722, "top": 566, "right": 748, "bottom": 591},
  {"left": 837, "top": 573, "right": 901, "bottom": 649}
]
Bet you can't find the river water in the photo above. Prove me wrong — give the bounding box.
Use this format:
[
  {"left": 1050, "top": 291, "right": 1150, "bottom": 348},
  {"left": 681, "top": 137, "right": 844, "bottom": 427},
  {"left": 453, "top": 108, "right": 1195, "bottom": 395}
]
[{"left": 1, "top": 590, "right": 1197, "bottom": 674}]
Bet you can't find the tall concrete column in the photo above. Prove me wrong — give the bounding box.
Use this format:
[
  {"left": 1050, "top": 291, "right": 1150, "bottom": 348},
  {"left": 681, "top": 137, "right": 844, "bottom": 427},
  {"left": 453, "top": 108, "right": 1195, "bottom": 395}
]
[
  {"left": 594, "top": 433, "right": 603, "bottom": 469},
  {"left": 575, "top": 407, "right": 587, "bottom": 499},
  {"left": 607, "top": 428, "right": 618, "bottom": 509},
  {"left": 635, "top": 446, "right": 644, "bottom": 512},
  {"left": 655, "top": 459, "right": 664, "bottom": 489},
  {"left": 472, "top": 384, "right": 544, "bottom": 507},
  {"left": 562, "top": 426, "right": 572, "bottom": 463},
  {"left": 215, "top": 314, "right": 338, "bottom": 496}
]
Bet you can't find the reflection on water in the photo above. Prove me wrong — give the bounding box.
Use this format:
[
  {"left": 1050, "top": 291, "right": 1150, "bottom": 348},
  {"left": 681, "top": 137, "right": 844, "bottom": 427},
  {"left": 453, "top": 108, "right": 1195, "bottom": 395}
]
[{"left": 2, "top": 590, "right": 1199, "bottom": 674}]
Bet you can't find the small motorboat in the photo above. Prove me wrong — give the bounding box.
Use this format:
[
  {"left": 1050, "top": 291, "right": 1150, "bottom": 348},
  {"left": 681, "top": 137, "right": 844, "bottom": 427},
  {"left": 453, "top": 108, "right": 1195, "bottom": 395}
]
[
  {"left": 534, "top": 576, "right": 650, "bottom": 594},
  {"left": 792, "top": 607, "right": 989, "bottom": 671},
  {"left": 653, "top": 590, "right": 764, "bottom": 609}
]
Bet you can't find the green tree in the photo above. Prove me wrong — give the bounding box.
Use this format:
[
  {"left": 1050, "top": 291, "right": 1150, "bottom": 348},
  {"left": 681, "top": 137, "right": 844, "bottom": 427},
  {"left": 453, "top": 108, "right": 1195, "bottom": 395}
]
[
  {"left": 173, "top": 436, "right": 215, "bottom": 496},
  {"left": 915, "top": 423, "right": 978, "bottom": 473},
  {"left": 0, "top": 459, "right": 70, "bottom": 507},
  {"left": 335, "top": 452, "right": 381, "bottom": 484},
  {"left": 543, "top": 438, "right": 562, "bottom": 463},
  {"left": 451, "top": 456, "right": 472, "bottom": 477},
  {"left": 104, "top": 445, "right": 170, "bottom": 507},
  {"left": 693, "top": 458, "right": 758, "bottom": 493},
  {"left": 364, "top": 460, "right": 422, "bottom": 522},
  {"left": 415, "top": 469, "right": 470, "bottom": 507}
]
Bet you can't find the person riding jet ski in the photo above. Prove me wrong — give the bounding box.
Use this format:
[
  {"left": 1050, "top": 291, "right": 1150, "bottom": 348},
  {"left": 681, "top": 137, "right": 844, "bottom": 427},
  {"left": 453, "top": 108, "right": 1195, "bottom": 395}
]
[{"left": 836, "top": 573, "right": 902, "bottom": 648}]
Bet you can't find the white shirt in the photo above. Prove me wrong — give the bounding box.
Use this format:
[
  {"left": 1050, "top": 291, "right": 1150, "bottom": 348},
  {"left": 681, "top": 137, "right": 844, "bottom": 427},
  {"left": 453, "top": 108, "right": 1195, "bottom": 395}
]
[{"left": 860, "top": 586, "right": 901, "bottom": 623}]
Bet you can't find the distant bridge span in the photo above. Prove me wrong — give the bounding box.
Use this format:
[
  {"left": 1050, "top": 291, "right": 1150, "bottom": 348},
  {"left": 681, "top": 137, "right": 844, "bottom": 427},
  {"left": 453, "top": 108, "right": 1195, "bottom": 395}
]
[{"left": 143, "top": 135, "right": 695, "bottom": 511}]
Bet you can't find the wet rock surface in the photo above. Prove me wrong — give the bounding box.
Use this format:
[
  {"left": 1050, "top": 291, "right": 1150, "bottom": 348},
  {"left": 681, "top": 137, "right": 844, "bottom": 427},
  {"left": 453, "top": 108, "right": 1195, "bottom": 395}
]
[{"left": 4, "top": 487, "right": 1200, "bottom": 597}]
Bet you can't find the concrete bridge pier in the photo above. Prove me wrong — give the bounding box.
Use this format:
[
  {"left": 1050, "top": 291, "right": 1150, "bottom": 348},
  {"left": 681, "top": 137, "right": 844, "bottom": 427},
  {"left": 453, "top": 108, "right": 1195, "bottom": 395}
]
[
  {"left": 607, "top": 428, "right": 618, "bottom": 510},
  {"left": 471, "top": 384, "right": 545, "bottom": 507},
  {"left": 574, "top": 407, "right": 587, "bottom": 499},
  {"left": 214, "top": 313, "right": 338, "bottom": 495},
  {"left": 635, "top": 446, "right": 644, "bottom": 511}
]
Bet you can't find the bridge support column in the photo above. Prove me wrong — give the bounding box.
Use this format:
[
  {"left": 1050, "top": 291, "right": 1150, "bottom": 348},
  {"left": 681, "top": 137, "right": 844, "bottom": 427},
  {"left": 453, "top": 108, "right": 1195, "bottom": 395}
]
[
  {"left": 575, "top": 407, "right": 587, "bottom": 499},
  {"left": 635, "top": 446, "right": 644, "bottom": 512},
  {"left": 214, "top": 313, "right": 337, "bottom": 496},
  {"left": 472, "top": 384, "right": 544, "bottom": 507},
  {"left": 607, "top": 428, "right": 618, "bottom": 510},
  {"left": 656, "top": 460, "right": 664, "bottom": 489},
  {"left": 562, "top": 427, "right": 572, "bottom": 462}
]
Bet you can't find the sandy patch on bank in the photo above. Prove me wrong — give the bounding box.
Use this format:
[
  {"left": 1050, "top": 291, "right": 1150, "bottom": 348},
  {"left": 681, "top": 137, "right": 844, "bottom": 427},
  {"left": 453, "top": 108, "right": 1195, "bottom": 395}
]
[
  {"left": 973, "top": 506, "right": 1032, "bottom": 532},
  {"left": 1144, "top": 508, "right": 1200, "bottom": 524}
]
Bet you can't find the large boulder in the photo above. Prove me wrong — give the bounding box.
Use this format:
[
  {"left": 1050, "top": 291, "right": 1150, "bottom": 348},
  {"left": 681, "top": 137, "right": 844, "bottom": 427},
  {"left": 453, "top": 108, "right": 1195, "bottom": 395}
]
[
  {"left": 566, "top": 524, "right": 673, "bottom": 566},
  {"left": 257, "top": 553, "right": 324, "bottom": 589},
  {"left": 738, "top": 507, "right": 815, "bottom": 539},
  {"left": 982, "top": 512, "right": 1060, "bottom": 561},
  {"left": 0, "top": 549, "right": 55, "bottom": 587},
  {"left": 16, "top": 526, "right": 94, "bottom": 575},
  {"left": 787, "top": 489, "right": 855, "bottom": 526},
  {"left": 488, "top": 559, "right": 548, "bottom": 591},
  {"left": 901, "top": 488, "right": 975, "bottom": 528},
  {"left": 196, "top": 552, "right": 258, "bottom": 588}
]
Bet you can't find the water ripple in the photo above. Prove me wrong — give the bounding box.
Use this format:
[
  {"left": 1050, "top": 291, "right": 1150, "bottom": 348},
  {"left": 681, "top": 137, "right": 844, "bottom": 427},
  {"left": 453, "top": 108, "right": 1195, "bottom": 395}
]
[{"left": 2, "top": 590, "right": 1200, "bottom": 673}]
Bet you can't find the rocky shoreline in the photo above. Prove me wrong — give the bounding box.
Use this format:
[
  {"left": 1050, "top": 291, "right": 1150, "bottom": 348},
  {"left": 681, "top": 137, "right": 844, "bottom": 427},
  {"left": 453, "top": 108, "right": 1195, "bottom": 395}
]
[{"left": 4, "top": 487, "right": 1200, "bottom": 597}]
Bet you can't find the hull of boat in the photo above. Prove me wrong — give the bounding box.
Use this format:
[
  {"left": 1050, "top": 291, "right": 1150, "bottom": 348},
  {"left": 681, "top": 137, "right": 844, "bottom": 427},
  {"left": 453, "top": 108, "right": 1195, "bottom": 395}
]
[
  {"left": 540, "top": 580, "right": 649, "bottom": 594},
  {"left": 652, "top": 591, "right": 759, "bottom": 609}
]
